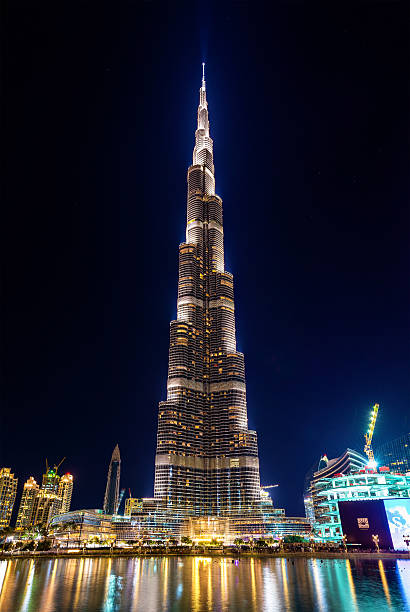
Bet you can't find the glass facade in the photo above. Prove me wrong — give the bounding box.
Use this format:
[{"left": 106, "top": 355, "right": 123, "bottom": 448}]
[{"left": 376, "top": 433, "right": 410, "bottom": 474}]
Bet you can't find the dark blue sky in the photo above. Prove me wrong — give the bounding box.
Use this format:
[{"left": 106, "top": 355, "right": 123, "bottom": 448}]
[{"left": 3, "top": 1, "right": 409, "bottom": 516}]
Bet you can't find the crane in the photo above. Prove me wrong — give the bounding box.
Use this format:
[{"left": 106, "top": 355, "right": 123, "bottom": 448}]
[
  {"left": 364, "top": 403, "right": 379, "bottom": 468},
  {"left": 261, "top": 485, "right": 279, "bottom": 490}
]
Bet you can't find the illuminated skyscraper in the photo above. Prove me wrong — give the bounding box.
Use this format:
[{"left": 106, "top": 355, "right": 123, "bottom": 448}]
[
  {"left": 376, "top": 433, "right": 410, "bottom": 474},
  {"left": 32, "top": 467, "right": 62, "bottom": 526},
  {"left": 58, "top": 473, "right": 74, "bottom": 513},
  {"left": 15, "top": 477, "right": 39, "bottom": 531},
  {"left": 0, "top": 468, "right": 18, "bottom": 529},
  {"left": 103, "top": 444, "right": 121, "bottom": 515},
  {"left": 154, "top": 67, "right": 261, "bottom": 518}
]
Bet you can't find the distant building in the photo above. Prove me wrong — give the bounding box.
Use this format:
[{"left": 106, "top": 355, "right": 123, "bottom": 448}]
[
  {"left": 15, "top": 477, "right": 40, "bottom": 531},
  {"left": 58, "top": 473, "right": 74, "bottom": 514},
  {"left": 103, "top": 445, "right": 121, "bottom": 515},
  {"left": 31, "top": 467, "right": 62, "bottom": 526},
  {"left": 124, "top": 498, "right": 143, "bottom": 517},
  {"left": 376, "top": 433, "right": 410, "bottom": 474},
  {"left": 0, "top": 468, "right": 18, "bottom": 529},
  {"left": 313, "top": 468, "right": 410, "bottom": 542},
  {"left": 49, "top": 509, "right": 115, "bottom": 546},
  {"left": 16, "top": 464, "right": 74, "bottom": 528},
  {"left": 304, "top": 449, "right": 367, "bottom": 527}
]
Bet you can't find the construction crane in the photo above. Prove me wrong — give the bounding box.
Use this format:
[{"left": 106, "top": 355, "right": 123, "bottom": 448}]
[
  {"left": 261, "top": 485, "right": 279, "bottom": 490},
  {"left": 364, "top": 403, "right": 379, "bottom": 467},
  {"left": 45, "top": 457, "right": 66, "bottom": 474}
]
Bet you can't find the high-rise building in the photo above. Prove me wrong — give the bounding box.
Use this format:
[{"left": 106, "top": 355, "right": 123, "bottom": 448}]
[
  {"left": 0, "top": 468, "right": 18, "bottom": 529},
  {"left": 103, "top": 444, "right": 121, "bottom": 515},
  {"left": 58, "top": 473, "right": 74, "bottom": 513},
  {"left": 15, "top": 477, "right": 40, "bottom": 531},
  {"left": 32, "top": 467, "right": 62, "bottom": 526},
  {"left": 376, "top": 433, "right": 410, "bottom": 474},
  {"left": 153, "top": 67, "right": 261, "bottom": 518}
]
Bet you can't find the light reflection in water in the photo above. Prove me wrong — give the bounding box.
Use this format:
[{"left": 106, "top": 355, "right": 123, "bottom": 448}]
[
  {"left": 378, "top": 559, "right": 392, "bottom": 607},
  {"left": 280, "top": 558, "right": 290, "bottom": 611},
  {"left": 311, "top": 558, "right": 326, "bottom": 612},
  {"left": 0, "top": 556, "right": 408, "bottom": 611},
  {"left": 20, "top": 559, "right": 35, "bottom": 612},
  {"left": 345, "top": 559, "right": 358, "bottom": 611}
]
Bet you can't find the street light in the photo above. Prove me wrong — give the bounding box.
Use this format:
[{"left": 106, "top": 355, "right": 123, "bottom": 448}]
[{"left": 372, "top": 534, "right": 380, "bottom": 553}]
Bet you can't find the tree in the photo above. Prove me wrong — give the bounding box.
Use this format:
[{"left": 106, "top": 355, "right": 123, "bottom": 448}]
[
  {"left": 284, "top": 535, "right": 305, "bottom": 544},
  {"left": 234, "top": 538, "right": 244, "bottom": 550},
  {"left": 181, "top": 536, "right": 193, "bottom": 546}
]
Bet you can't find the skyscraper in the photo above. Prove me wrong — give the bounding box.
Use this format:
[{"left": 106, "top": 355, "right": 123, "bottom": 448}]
[
  {"left": 58, "top": 473, "right": 74, "bottom": 513},
  {"left": 103, "top": 444, "right": 121, "bottom": 515},
  {"left": 154, "top": 67, "right": 261, "bottom": 518},
  {"left": 32, "top": 467, "right": 62, "bottom": 526},
  {"left": 376, "top": 433, "right": 410, "bottom": 474},
  {"left": 15, "top": 477, "right": 39, "bottom": 531},
  {"left": 0, "top": 468, "right": 18, "bottom": 529}
]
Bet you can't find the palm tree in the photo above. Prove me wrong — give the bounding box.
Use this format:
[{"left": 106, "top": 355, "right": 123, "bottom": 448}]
[{"left": 181, "top": 536, "right": 193, "bottom": 547}]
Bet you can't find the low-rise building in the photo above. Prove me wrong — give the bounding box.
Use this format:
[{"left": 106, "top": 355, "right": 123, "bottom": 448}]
[{"left": 313, "top": 468, "right": 410, "bottom": 541}]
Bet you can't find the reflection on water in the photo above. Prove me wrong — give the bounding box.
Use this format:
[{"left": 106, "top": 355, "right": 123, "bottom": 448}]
[{"left": 0, "top": 556, "right": 409, "bottom": 612}]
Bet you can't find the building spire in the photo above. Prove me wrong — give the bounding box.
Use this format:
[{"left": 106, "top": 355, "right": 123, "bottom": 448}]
[
  {"left": 112, "top": 444, "right": 120, "bottom": 462},
  {"left": 202, "top": 62, "right": 206, "bottom": 90}
]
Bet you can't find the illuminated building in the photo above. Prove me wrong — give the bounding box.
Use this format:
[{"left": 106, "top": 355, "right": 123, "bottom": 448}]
[
  {"left": 304, "top": 448, "right": 367, "bottom": 527},
  {"left": 124, "top": 497, "right": 143, "bottom": 516},
  {"left": 103, "top": 444, "right": 121, "bottom": 515},
  {"left": 49, "top": 509, "right": 115, "bottom": 545},
  {"left": 58, "top": 473, "right": 74, "bottom": 513},
  {"left": 15, "top": 477, "right": 40, "bottom": 531},
  {"left": 376, "top": 432, "right": 410, "bottom": 474},
  {"left": 0, "top": 468, "right": 18, "bottom": 529},
  {"left": 313, "top": 468, "right": 410, "bottom": 542},
  {"left": 154, "top": 65, "right": 261, "bottom": 520},
  {"left": 31, "top": 465, "right": 64, "bottom": 526},
  {"left": 24, "top": 464, "right": 74, "bottom": 527}
]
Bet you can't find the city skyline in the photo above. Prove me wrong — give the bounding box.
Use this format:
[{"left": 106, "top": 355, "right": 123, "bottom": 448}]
[{"left": 3, "top": 2, "right": 409, "bottom": 516}]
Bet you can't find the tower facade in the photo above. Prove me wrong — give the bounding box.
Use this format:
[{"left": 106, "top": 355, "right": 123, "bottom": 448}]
[
  {"left": 154, "top": 68, "right": 261, "bottom": 518},
  {"left": 103, "top": 444, "right": 121, "bottom": 515},
  {"left": 0, "top": 468, "right": 18, "bottom": 529},
  {"left": 15, "top": 477, "right": 39, "bottom": 531},
  {"left": 58, "top": 473, "right": 74, "bottom": 513}
]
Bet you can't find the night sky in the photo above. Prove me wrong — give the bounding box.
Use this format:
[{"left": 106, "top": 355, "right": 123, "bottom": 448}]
[{"left": 3, "top": 1, "right": 409, "bottom": 517}]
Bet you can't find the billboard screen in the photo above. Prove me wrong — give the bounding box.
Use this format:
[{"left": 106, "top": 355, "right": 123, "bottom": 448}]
[
  {"left": 338, "top": 500, "right": 393, "bottom": 549},
  {"left": 384, "top": 498, "right": 410, "bottom": 551}
]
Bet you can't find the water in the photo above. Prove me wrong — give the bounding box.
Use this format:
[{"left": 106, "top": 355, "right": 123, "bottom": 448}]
[{"left": 0, "top": 556, "right": 409, "bottom": 611}]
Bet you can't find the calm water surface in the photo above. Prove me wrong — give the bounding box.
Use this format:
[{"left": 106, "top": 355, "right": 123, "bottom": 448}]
[{"left": 0, "top": 556, "right": 409, "bottom": 611}]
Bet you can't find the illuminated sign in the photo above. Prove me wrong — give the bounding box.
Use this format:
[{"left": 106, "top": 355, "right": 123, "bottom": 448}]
[
  {"left": 357, "top": 518, "right": 369, "bottom": 529},
  {"left": 384, "top": 499, "right": 410, "bottom": 551}
]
